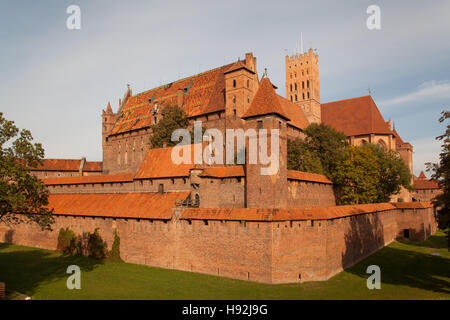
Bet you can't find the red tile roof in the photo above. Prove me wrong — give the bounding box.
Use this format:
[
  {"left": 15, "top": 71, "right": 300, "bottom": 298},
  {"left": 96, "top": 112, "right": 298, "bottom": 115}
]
[
  {"left": 48, "top": 192, "right": 189, "bottom": 219},
  {"left": 110, "top": 61, "right": 244, "bottom": 135},
  {"left": 287, "top": 170, "right": 333, "bottom": 184},
  {"left": 42, "top": 173, "right": 134, "bottom": 185},
  {"left": 242, "top": 77, "right": 291, "bottom": 121},
  {"left": 321, "top": 96, "right": 393, "bottom": 136},
  {"left": 276, "top": 94, "right": 310, "bottom": 129},
  {"left": 30, "top": 159, "right": 82, "bottom": 172},
  {"left": 135, "top": 145, "right": 195, "bottom": 179},
  {"left": 180, "top": 203, "right": 399, "bottom": 221},
  {"left": 414, "top": 179, "right": 440, "bottom": 190},
  {"left": 392, "top": 201, "right": 433, "bottom": 209},
  {"left": 83, "top": 161, "right": 103, "bottom": 172},
  {"left": 199, "top": 166, "right": 245, "bottom": 178}
]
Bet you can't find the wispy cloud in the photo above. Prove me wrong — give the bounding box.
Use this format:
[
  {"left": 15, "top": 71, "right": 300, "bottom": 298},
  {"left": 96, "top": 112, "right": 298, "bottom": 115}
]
[{"left": 380, "top": 80, "right": 450, "bottom": 107}]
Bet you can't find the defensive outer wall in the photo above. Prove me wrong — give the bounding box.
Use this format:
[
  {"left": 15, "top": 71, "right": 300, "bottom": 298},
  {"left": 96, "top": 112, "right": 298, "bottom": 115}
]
[{"left": 0, "top": 201, "right": 436, "bottom": 283}]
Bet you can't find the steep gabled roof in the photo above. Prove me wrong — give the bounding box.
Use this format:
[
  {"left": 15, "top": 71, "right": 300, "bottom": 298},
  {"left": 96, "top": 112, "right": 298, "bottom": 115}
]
[
  {"left": 110, "top": 60, "right": 249, "bottom": 135},
  {"left": 321, "top": 95, "right": 392, "bottom": 136},
  {"left": 242, "top": 77, "right": 291, "bottom": 120},
  {"left": 276, "top": 95, "right": 310, "bottom": 129}
]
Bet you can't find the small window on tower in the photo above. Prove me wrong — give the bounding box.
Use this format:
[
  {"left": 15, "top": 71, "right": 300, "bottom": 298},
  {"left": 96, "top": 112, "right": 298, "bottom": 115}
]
[
  {"left": 307, "top": 92, "right": 310, "bottom": 99},
  {"left": 290, "top": 84, "right": 292, "bottom": 92},
  {"left": 295, "top": 94, "right": 298, "bottom": 101},
  {"left": 302, "top": 81, "right": 305, "bottom": 89},
  {"left": 295, "top": 83, "right": 297, "bottom": 90},
  {"left": 307, "top": 80, "right": 310, "bottom": 88},
  {"left": 247, "top": 79, "right": 250, "bottom": 88},
  {"left": 233, "top": 79, "right": 236, "bottom": 88},
  {"left": 290, "top": 96, "right": 293, "bottom": 102},
  {"left": 233, "top": 109, "right": 236, "bottom": 116},
  {"left": 257, "top": 120, "right": 263, "bottom": 130},
  {"left": 302, "top": 93, "right": 305, "bottom": 100},
  {"left": 233, "top": 96, "right": 236, "bottom": 103}
]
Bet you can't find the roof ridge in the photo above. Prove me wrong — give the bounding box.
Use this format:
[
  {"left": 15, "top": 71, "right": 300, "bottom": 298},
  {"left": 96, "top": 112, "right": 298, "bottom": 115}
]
[
  {"left": 131, "top": 61, "right": 236, "bottom": 99},
  {"left": 321, "top": 95, "right": 371, "bottom": 105}
]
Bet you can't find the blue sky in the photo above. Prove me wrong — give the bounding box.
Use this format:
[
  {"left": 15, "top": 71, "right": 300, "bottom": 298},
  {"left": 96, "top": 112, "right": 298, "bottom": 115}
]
[{"left": 0, "top": 0, "right": 449, "bottom": 177}]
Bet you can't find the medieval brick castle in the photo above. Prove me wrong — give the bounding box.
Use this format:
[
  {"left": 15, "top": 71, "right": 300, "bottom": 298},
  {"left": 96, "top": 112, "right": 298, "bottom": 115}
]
[{"left": 0, "top": 50, "right": 438, "bottom": 283}]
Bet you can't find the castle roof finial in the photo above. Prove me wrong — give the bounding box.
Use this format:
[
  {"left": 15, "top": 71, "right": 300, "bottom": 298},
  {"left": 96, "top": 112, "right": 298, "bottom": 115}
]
[{"left": 263, "top": 68, "right": 268, "bottom": 78}]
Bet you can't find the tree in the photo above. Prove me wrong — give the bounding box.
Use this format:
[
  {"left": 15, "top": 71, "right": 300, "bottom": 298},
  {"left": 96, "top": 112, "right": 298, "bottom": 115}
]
[
  {"left": 333, "top": 145, "right": 380, "bottom": 204},
  {"left": 0, "top": 112, "right": 54, "bottom": 230},
  {"left": 303, "top": 123, "right": 348, "bottom": 177},
  {"left": 366, "top": 143, "right": 413, "bottom": 202},
  {"left": 426, "top": 110, "right": 450, "bottom": 249},
  {"left": 149, "top": 105, "right": 189, "bottom": 148},
  {"left": 287, "top": 138, "right": 324, "bottom": 174}
]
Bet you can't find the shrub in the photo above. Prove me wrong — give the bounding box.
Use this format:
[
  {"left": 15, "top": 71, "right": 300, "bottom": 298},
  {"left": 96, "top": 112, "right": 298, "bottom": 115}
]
[
  {"left": 397, "top": 198, "right": 404, "bottom": 202},
  {"left": 87, "top": 228, "right": 106, "bottom": 259},
  {"left": 57, "top": 227, "right": 78, "bottom": 255},
  {"left": 108, "top": 230, "right": 122, "bottom": 261}
]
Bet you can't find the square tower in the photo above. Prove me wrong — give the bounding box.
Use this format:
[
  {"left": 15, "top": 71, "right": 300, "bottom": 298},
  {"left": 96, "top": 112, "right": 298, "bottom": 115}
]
[{"left": 285, "top": 48, "right": 321, "bottom": 124}]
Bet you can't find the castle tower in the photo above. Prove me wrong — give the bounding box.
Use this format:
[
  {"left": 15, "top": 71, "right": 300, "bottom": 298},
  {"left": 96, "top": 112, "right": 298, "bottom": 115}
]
[
  {"left": 285, "top": 48, "right": 321, "bottom": 123},
  {"left": 242, "top": 77, "right": 289, "bottom": 208},
  {"left": 102, "top": 102, "right": 117, "bottom": 174},
  {"left": 224, "top": 53, "right": 259, "bottom": 125}
]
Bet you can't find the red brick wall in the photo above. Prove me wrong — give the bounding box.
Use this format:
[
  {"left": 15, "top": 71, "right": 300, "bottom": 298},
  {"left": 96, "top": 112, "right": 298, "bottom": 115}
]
[{"left": 0, "top": 206, "right": 437, "bottom": 284}]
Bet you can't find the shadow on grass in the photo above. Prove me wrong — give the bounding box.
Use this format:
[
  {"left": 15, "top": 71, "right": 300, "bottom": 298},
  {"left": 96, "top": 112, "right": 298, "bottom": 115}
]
[
  {"left": 0, "top": 243, "right": 103, "bottom": 297},
  {"left": 343, "top": 239, "right": 450, "bottom": 295},
  {"left": 396, "top": 234, "right": 448, "bottom": 250}
]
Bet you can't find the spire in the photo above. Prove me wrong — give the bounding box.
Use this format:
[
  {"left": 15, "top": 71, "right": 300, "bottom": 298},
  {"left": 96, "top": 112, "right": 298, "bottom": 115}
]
[
  {"left": 242, "top": 77, "right": 290, "bottom": 120},
  {"left": 106, "top": 101, "right": 113, "bottom": 113},
  {"left": 418, "top": 171, "right": 426, "bottom": 180}
]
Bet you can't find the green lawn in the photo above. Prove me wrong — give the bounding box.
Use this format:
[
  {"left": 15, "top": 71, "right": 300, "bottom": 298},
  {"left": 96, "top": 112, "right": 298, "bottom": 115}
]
[{"left": 0, "top": 231, "right": 449, "bottom": 300}]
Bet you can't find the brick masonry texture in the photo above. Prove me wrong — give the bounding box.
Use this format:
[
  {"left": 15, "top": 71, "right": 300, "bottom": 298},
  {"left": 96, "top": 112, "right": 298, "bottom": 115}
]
[{"left": 0, "top": 204, "right": 436, "bottom": 283}]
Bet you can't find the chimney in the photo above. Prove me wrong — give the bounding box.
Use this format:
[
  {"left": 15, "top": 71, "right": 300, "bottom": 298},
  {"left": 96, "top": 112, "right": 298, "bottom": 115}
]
[{"left": 177, "top": 88, "right": 184, "bottom": 107}]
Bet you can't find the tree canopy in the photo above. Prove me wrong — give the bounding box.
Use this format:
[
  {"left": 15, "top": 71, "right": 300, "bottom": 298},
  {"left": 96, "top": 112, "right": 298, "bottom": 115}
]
[
  {"left": 149, "top": 105, "right": 190, "bottom": 148},
  {"left": 287, "top": 122, "right": 412, "bottom": 205},
  {"left": 426, "top": 110, "right": 450, "bottom": 248},
  {"left": 0, "top": 112, "right": 54, "bottom": 230}
]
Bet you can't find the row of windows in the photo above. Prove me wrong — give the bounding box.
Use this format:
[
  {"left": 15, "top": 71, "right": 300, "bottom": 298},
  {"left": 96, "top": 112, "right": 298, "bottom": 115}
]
[
  {"left": 290, "top": 80, "right": 310, "bottom": 92},
  {"left": 232, "top": 79, "right": 251, "bottom": 88},
  {"left": 289, "top": 68, "right": 309, "bottom": 79},
  {"left": 290, "top": 92, "right": 310, "bottom": 102}
]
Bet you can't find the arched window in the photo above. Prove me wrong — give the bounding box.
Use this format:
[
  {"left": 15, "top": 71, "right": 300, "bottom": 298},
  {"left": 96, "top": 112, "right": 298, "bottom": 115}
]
[
  {"left": 307, "top": 80, "right": 310, "bottom": 88},
  {"left": 295, "top": 94, "right": 298, "bottom": 101},
  {"left": 377, "top": 139, "right": 387, "bottom": 149},
  {"left": 290, "top": 84, "right": 292, "bottom": 92},
  {"left": 307, "top": 92, "right": 310, "bottom": 99},
  {"left": 295, "top": 83, "right": 297, "bottom": 90},
  {"left": 302, "top": 93, "right": 305, "bottom": 100},
  {"left": 290, "top": 95, "right": 293, "bottom": 102},
  {"left": 302, "top": 81, "right": 305, "bottom": 89}
]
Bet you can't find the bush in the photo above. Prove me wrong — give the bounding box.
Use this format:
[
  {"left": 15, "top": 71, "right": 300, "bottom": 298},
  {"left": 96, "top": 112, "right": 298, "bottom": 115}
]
[
  {"left": 108, "top": 230, "right": 122, "bottom": 261},
  {"left": 87, "top": 228, "right": 106, "bottom": 259},
  {"left": 397, "top": 198, "right": 404, "bottom": 202},
  {"left": 57, "top": 227, "right": 78, "bottom": 255}
]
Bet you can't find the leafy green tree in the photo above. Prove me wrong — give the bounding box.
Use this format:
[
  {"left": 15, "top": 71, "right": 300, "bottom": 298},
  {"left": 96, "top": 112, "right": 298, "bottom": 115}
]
[
  {"left": 333, "top": 145, "right": 380, "bottom": 204},
  {"left": 0, "top": 112, "right": 54, "bottom": 230},
  {"left": 303, "top": 123, "right": 348, "bottom": 177},
  {"left": 149, "top": 105, "right": 189, "bottom": 148},
  {"left": 365, "top": 143, "right": 413, "bottom": 202},
  {"left": 426, "top": 110, "right": 450, "bottom": 248},
  {"left": 287, "top": 138, "right": 324, "bottom": 174}
]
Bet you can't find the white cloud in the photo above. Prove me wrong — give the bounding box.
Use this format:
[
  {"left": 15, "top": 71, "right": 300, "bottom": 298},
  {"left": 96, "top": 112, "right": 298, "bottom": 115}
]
[
  {"left": 380, "top": 80, "right": 450, "bottom": 107},
  {"left": 411, "top": 136, "right": 442, "bottom": 177}
]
